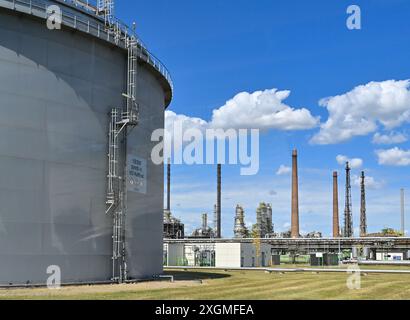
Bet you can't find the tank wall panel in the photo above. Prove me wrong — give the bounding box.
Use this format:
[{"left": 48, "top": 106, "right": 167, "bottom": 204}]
[{"left": 125, "top": 65, "right": 165, "bottom": 279}]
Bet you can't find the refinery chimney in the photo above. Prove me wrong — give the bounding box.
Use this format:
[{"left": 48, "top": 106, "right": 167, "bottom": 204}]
[
  {"left": 291, "top": 150, "right": 300, "bottom": 238},
  {"left": 333, "top": 172, "right": 340, "bottom": 238},
  {"left": 216, "top": 164, "right": 222, "bottom": 238}
]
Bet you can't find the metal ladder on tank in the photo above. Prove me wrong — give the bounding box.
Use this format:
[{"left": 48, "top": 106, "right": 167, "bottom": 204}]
[
  {"left": 97, "top": 0, "right": 115, "bottom": 26},
  {"left": 97, "top": 0, "right": 121, "bottom": 44},
  {"left": 106, "top": 34, "right": 140, "bottom": 284},
  {"left": 123, "top": 35, "right": 139, "bottom": 125}
]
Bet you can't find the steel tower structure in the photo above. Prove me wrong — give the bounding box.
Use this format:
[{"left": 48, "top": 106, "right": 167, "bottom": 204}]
[
  {"left": 344, "top": 162, "right": 353, "bottom": 238},
  {"left": 360, "top": 171, "right": 367, "bottom": 237}
]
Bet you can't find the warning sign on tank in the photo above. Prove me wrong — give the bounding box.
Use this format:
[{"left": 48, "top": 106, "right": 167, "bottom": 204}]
[{"left": 127, "top": 155, "right": 147, "bottom": 194}]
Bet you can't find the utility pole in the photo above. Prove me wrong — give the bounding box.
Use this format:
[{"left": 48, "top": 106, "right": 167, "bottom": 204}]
[
  {"left": 344, "top": 162, "right": 353, "bottom": 238},
  {"left": 360, "top": 171, "right": 367, "bottom": 237}
]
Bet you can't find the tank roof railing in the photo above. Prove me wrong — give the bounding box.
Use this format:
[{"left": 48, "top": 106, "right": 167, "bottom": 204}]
[
  {"left": 0, "top": 0, "right": 173, "bottom": 95},
  {"left": 68, "top": 0, "right": 98, "bottom": 13}
]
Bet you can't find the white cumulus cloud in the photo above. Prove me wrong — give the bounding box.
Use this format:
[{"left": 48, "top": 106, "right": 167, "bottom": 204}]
[
  {"left": 376, "top": 147, "right": 410, "bottom": 166},
  {"left": 165, "top": 88, "right": 319, "bottom": 139},
  {"left": 165, "top": 110, "right": 208, "bottom": 134},
  {"left": 311, "top": 80, "right": 410, "bottom": 145},
  {"left": 276, "top": 165, "right": 292, "bottom": 175},
  {"left": 372, "top": 132, "right": 408, "bottom": 145},
  {"left": 336, "top": 155, "right": 363, "bottom": 169},
  {"left": 210, "top": 89, "right": 319, "bottom": 130}
]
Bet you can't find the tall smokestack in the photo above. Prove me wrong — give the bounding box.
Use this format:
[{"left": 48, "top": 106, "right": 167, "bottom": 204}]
[
  {"left": 333, "top": 172, "right": 340, "bottom": 238},
  {"left": 360, "top": 171, "right": 367, "bottom": 237},
  {"left": 401, "top": 189, "right": 405, "bottom": 236},
  {"left": 291, "top": 149, "right": 300, "bottom": 238},
  {"left": 166, "top": 160, "right": 171, "bottom": 211},
  {"left": 217, "top": 164, "right": 222, "bottom": 238}
]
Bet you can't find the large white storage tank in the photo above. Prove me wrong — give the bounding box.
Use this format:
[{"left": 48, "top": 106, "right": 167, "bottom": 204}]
[{"left": 0, "top": 0, "right": 172, "bottom": 285}]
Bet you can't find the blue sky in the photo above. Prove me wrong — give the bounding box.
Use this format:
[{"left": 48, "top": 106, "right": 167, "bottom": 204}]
[{"left": 116, "top": 0, "right": 410, "bottom": 237}]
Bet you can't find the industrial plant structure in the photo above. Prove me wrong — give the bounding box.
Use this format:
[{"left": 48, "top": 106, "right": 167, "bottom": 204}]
[
  {"left": 234, "top": 205, "right": 249, "bottom": 238},
  {"left": 163, "top": 162, "right": 185, "bottom": 239},
  {"left": 164, "top": 237, "right": 410, "bottom": 268},
  {"left": 0, "top": 0, "right": 172, "bottom": 285},
  {"left": 191, "top": 213, "right": 215, "bottom": 239},
  {"left": 252, "top": 203, "right": 274, "bottom": 238},
  {"left": 164, "top": 149, "right": 406, "bottom": 242},
  {"left": 163, "top": 149, "right": 410, "bottom": 267},
  {"left": 163, "top": 211, "right": 185, "bottom": 239}
]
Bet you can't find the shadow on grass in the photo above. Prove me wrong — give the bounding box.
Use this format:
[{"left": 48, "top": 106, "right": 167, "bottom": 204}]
[{"left": 164, "top": 271, "right": 231, "bottom": 281}]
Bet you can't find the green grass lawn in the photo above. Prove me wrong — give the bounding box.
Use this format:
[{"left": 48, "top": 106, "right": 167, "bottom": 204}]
[{"left": 1, "top": 267, "right": 410, "bottom": 300}]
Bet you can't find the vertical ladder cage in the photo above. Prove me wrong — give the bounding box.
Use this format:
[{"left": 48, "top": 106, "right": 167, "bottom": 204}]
[
  {"left": 98, "top": 0, "right": 121, "bottom": 44},
  {"left": 104, "top": 0, "right": 140, "bottom": 283},
  {"left": 97, "top": 0, "right": 114, "bottom": 26}
]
